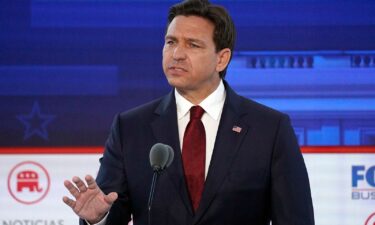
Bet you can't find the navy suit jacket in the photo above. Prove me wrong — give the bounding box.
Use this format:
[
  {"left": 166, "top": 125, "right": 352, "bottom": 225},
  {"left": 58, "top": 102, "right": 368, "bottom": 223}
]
[{"left": 86, "top": 82, "right": 314, "bottom": 225}]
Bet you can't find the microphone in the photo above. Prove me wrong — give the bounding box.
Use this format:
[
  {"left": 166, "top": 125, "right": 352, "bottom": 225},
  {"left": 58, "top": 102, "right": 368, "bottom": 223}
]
[
  {"left": 148, "top": 143, "right": 174, "bottom": 225},
  {"left": 149, "top": 143, "right": 174, "bottom": 172}
]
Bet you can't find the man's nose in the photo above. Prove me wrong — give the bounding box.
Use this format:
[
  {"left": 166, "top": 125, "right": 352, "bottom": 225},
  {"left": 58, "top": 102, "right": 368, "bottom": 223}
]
[{"left": 172, "top": 46, "right": 186, "bottom": 61}]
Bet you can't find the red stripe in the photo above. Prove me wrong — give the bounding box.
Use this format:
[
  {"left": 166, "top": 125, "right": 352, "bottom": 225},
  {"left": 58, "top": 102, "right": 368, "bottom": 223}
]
[
  {"left": 301, "top": 146, "right": 375, "bottom": 153},
  {"left": 0, "top": 147, "right": 103, "bottom": 154},
  {"left": 0, "top": 146, "right": 374, "bottom": 154}
]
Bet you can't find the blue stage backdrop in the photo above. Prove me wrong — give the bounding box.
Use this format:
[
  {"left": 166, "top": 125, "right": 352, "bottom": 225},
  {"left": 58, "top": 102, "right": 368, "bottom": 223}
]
[
  {"left": 0, "top": 0, "right": 374, "bottom": 147},
  {"left": 1, "top": 1, "right": 375, "bottom": 225}
]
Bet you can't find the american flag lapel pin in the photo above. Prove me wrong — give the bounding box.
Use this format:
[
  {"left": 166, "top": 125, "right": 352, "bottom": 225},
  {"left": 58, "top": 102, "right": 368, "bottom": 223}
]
[{"left": 232, "top": 125, "right": 242, "bottom": 133}]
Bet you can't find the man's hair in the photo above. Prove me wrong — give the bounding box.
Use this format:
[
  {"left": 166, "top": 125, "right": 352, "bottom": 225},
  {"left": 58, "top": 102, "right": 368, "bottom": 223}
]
[{"left": 167, "top": 0, "right": 236, "bottom": 78}]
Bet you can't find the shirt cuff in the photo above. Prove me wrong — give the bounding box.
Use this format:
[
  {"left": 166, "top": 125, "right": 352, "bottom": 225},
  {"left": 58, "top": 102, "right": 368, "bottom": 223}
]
[{"left": 85, "top": 212, "right": 109, "bottom": 225}]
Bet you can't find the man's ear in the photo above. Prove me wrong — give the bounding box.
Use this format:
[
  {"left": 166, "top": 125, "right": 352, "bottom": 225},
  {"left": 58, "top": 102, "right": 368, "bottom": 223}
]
[{"left": 216, "top": 48, "right": 231, "bottom": 72}]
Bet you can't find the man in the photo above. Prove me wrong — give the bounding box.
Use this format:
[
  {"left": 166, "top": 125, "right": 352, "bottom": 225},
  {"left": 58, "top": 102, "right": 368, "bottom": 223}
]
[{"left": 63, "top": 0, "right": 315, "bottom": 224}]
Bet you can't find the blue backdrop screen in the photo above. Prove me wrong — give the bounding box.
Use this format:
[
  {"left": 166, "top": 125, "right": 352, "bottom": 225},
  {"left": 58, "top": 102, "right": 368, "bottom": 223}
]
[{"left": 1, "top": 0, "right": 374, "bottom": 147}]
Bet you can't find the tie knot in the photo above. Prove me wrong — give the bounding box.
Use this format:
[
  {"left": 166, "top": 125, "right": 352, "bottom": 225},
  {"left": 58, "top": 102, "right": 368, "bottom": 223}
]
[{"left": 190, "top": 106, "right": 205, "bottom": 120}]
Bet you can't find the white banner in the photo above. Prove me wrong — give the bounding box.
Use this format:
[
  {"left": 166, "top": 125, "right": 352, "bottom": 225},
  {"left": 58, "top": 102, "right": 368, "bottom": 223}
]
[
  {"left": 0, "top": 154, "right": 100, "bottom": 225},
  {"left": 304, "top": 154, "right": 375, "bottom": 225},
  {"left": 0, "top": 153, "right": 374, "bottom": 225}
]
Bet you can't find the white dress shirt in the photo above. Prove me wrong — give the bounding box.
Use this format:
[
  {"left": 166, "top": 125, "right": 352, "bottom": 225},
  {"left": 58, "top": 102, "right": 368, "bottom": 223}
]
[
  {"left": 90, "top": 80, "right": 226, "bottom": 225},
  {"left": 175, "top": 80, "right": 226, "bottom": 178}
]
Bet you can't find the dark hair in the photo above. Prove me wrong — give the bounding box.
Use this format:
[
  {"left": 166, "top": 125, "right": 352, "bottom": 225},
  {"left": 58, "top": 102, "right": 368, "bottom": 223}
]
[{"left": 167, "top": 0, "right": 236, "bottom": 78}]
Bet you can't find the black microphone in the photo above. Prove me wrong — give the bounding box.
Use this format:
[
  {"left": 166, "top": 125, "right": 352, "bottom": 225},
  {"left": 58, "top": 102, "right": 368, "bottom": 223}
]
[
  {"left": 149, "top": 143, "right": 174, "bottom": 172},
  {"left": 148, "top": 143, "right": 174, "bottom": 225}
]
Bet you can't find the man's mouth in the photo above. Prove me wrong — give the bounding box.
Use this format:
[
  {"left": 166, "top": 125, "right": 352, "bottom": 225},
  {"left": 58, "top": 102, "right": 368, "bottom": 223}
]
[{"left": 168, "top": 66, "right": 188, "bottom": 72}]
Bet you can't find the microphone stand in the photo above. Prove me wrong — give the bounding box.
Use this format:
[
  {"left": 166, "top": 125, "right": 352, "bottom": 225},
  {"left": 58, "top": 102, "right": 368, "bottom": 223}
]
[{"left": 148, "top": 168, "right": 160, "bottom": 225}]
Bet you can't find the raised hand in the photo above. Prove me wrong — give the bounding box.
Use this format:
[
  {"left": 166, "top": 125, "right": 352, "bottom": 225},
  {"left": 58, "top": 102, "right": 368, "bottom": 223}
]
[{"left": 63, "top": 175, "right": 118, "bottom": 224}]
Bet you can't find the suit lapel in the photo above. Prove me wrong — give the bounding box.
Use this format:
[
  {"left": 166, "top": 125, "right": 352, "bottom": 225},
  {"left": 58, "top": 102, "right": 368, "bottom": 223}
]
[
  {"left": 193, "top": 83, "right": 249, "bottom": 224},
  {"left": 150, "top": 84, "right": 250, "bottom": 222},
  {"left": 150, "top": 91, "right": 194, "bottom": 215}
]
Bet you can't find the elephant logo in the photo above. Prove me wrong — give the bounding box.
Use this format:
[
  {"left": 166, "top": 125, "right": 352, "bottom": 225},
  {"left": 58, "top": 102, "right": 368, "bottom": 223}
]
[
  {"left": 8, "top": 161, "right": 50, "bottom": 205},
  {"left": 17, "top": 170, "right": 43, "bottom": 192}
]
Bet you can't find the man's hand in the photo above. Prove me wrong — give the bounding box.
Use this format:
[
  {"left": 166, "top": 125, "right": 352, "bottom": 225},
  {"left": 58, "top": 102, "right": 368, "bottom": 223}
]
[{"left": 63, "top": 175, "right": 118, "bottom": 224}]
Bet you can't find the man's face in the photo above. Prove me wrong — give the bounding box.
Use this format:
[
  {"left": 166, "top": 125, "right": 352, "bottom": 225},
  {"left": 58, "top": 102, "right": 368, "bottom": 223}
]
[{"left": 163, "top": 15, "right": 228, "bottom": 97}]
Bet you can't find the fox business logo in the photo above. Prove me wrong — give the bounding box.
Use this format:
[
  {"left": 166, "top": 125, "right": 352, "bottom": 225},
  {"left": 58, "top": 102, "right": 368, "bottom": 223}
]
[{"left": 352, "top": 165, "right": 375, "bottom": 200}]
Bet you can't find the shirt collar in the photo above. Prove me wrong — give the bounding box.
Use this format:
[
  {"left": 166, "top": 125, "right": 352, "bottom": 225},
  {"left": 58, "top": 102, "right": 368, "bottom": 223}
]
[{"left": 175, "top": 80, "right": 226, "bottom": 120}]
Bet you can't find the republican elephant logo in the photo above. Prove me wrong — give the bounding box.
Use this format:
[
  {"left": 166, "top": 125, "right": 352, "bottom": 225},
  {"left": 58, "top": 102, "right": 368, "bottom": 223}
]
[
  {"left": 8, "top": 161, "right": 50, "bottom": 205},
  {"left": 16, "top": 170, "right": 43, "bottom": 192}
]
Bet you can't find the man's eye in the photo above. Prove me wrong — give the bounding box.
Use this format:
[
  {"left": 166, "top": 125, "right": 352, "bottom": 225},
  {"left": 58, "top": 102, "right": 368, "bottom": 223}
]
[
  {"left": 166, "top": 40, "right": 175, "bottom": 45},
  {"left": 189, "top": 43, "right": 200, "bottom": 48}
]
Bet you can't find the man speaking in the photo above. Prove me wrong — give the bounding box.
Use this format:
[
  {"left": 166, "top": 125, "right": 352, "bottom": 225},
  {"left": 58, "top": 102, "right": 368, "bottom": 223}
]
[{"left": 63, "top": 0, "right": 315, "bottom": 224}]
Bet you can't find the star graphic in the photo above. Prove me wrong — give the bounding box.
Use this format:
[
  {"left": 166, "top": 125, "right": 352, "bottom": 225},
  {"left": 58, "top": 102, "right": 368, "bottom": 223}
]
[{"left": 17, "top": 101, "right": 56, "bottom": 141}]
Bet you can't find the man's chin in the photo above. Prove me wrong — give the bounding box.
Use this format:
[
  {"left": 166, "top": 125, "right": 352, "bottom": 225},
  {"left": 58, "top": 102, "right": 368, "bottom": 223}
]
[{"left": 166, "top": 78, "right": 185, "bottom": 89}]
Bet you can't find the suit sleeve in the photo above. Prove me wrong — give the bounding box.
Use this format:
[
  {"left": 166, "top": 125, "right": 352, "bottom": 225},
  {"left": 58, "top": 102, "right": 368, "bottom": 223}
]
[
  {"left": 80, "top": 114, "right": 132, "bottom": 225},
  {"left": 270, "top": 115, "right": 315, "bottom": 225}
]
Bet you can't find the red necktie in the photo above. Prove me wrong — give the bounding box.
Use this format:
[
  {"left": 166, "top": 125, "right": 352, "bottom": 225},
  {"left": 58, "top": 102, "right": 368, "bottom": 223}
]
[{"left": 182, "top": 106, "right": 206, "bottom": 212}]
